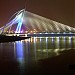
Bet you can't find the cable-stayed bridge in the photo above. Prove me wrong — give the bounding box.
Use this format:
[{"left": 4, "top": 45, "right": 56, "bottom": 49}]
[{"left": 0, "top": 9, "right": 75, "bottom": 37}]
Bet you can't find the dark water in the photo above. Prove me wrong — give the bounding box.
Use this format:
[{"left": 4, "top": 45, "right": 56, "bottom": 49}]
[{"left": 0, "top": 37, "right": 75, "bottom": 74}]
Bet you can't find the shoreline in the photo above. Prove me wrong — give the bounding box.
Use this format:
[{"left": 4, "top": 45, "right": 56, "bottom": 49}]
[{"left": 0, "top": 35, "right": 31, "bottom": 43}]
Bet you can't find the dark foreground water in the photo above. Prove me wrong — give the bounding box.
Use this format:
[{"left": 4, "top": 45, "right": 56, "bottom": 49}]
[{"left": 0, "top": 37, "right": 75, "bottom": 75}]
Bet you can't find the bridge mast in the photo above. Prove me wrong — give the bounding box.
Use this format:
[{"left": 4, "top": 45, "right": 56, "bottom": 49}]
[{"left": 15, "top": 9, "right": 25, "bottom": 33}]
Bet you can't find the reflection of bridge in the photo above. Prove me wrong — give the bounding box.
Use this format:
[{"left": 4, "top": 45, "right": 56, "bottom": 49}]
[{"left": 0, "top": 9, "right": 75, "bottom": 36}]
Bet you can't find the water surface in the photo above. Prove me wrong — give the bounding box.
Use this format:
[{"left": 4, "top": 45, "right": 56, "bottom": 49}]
[{"left": 0, "top": 37, "right": 75, "bottom": 74}]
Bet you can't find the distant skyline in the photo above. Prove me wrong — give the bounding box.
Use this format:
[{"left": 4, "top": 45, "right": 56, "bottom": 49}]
[{"left": 0, "top": 0, "right": 74, "bottom": 27}]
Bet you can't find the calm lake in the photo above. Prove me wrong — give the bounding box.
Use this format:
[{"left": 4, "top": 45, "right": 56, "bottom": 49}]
[{"left": 0, "top": 37, "right": 75, "bottom": 74}]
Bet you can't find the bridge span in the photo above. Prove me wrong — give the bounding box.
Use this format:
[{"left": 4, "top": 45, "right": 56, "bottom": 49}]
[{"left": 4, "top": 32, "right": 75, "bottom": 37}]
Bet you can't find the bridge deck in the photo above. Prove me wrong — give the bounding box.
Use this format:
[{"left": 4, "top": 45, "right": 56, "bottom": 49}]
[{"left": 27, "top": 33, "right": 75, "bottom": 37}]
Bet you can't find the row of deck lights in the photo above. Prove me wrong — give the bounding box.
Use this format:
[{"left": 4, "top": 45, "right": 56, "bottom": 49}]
[{"left": 4, "top": 29, "right": 75, "bottom": 34}]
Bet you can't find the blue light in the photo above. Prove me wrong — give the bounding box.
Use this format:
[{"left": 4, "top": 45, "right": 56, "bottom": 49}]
[
  {"left": 15, "top": 13, "right": 23, "bottom": 33},
  {"left": 16, "top": 41, "right": 24, "bottom": 59}
]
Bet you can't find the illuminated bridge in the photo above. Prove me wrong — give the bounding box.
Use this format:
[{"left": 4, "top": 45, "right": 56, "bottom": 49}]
[{"left": 0, "top": 9, "right": 75, "bottom": 37}]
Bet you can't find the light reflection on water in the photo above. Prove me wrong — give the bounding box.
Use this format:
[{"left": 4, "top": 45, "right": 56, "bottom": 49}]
[
  {"left": 0, "top": 37, "right": 75, "bottom": 74},
  {"left": 13, "top": 37, "right": 75, "bottom": 62}
]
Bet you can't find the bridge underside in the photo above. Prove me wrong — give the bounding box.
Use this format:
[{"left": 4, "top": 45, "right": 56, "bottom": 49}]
[{"left": 27, "top": 33, "right": 75, "bottom": 37}]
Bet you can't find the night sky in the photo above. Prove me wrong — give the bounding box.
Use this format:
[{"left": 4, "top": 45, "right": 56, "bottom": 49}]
[{"left": 0, "top": 0, "right": 74, "bottom": 27}]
